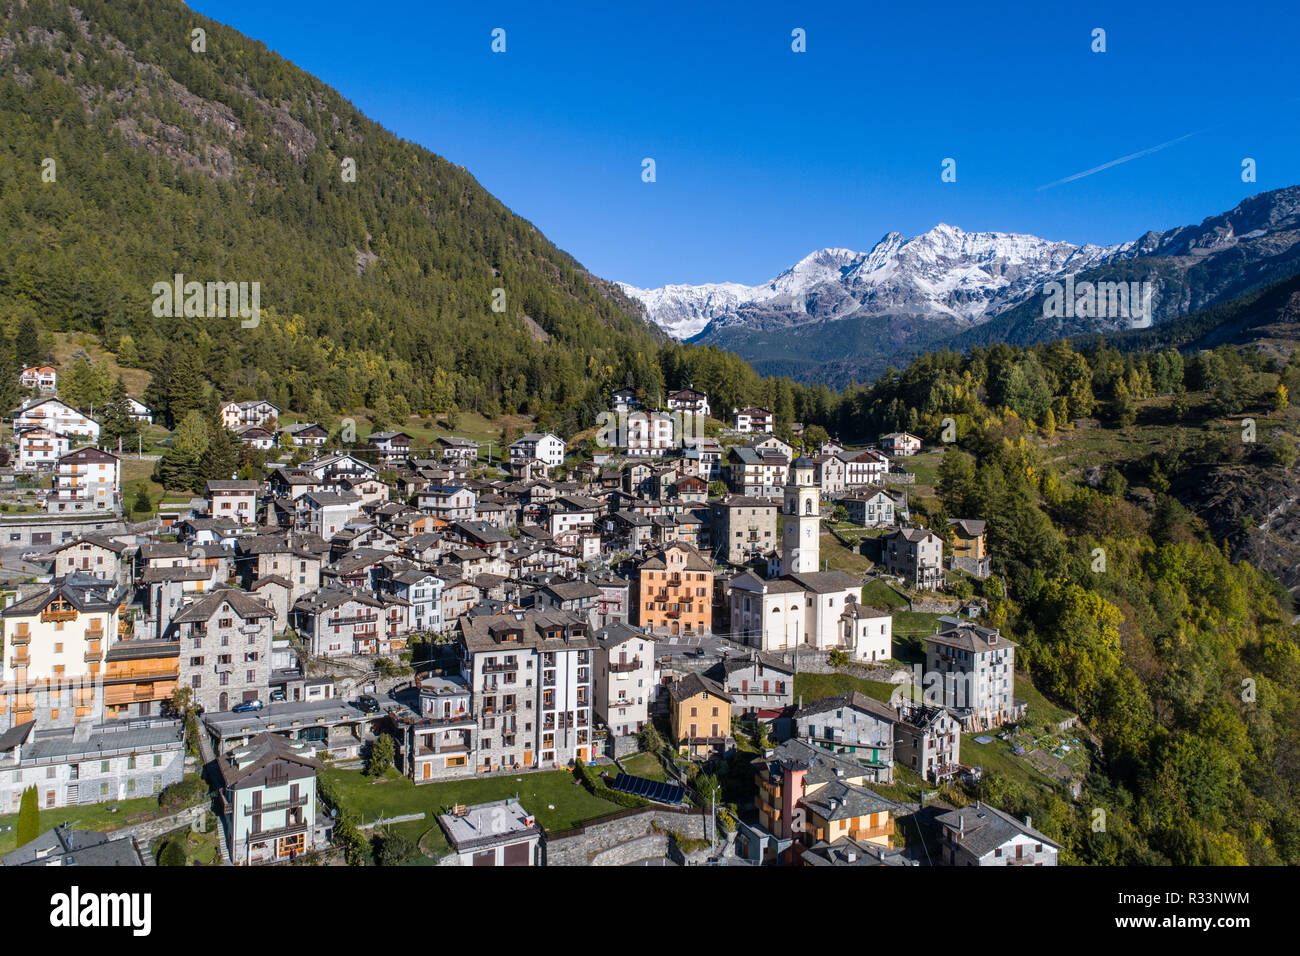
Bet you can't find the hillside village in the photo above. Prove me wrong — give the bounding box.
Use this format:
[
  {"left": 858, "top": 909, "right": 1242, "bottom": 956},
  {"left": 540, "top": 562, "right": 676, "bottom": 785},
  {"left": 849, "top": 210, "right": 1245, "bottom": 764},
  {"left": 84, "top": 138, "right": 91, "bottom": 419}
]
[{"left": 0, "top": 368, "right": 1069, "bottom": 868}]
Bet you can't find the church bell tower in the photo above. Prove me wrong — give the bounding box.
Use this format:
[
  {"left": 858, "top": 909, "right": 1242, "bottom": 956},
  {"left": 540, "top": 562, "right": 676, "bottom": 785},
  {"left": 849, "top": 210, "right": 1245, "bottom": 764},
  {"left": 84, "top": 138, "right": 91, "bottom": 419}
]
[{"left": 781, "top": 456, "right": 819, "bottom": 574}]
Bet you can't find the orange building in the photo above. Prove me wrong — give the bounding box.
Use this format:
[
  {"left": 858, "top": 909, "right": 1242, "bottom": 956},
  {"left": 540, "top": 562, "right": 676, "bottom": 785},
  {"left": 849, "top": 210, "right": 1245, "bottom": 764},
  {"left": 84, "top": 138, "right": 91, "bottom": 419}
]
[
  {"left": 103, "top": 639, "right": 180, "bottom": 720},
  {"left": 753, "top": 738, "right": 899, "bottom": 863},
  {"left": 636, "top": 543, "right": 713, "bottom": 637}
]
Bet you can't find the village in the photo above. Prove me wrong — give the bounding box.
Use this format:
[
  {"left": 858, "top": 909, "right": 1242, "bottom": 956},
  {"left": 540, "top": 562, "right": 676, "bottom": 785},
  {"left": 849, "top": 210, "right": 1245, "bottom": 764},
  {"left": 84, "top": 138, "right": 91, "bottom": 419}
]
[{"left": 0, "top": 369, "right": 1073, "bottom": 867}]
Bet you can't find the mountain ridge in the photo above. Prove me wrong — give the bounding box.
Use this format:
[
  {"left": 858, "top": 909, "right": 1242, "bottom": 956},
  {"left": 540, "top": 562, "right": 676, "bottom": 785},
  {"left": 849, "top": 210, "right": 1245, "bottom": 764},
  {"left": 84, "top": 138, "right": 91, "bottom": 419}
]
[{"left": 623, "top": 187, "right": 1300, "bottom": 384}]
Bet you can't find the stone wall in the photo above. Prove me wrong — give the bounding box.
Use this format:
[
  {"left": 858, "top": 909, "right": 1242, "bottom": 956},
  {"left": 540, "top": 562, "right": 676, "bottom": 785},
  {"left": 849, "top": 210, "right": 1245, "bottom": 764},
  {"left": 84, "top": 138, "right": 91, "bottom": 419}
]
[{"left": 543, "top": 806, "right": 711, "bottom": 866}]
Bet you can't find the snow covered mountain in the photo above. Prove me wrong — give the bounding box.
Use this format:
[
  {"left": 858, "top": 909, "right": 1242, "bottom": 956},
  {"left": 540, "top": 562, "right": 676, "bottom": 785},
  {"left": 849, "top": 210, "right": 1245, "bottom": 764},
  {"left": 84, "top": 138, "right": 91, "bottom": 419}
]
[
  {"left": 619, "top": 188, "right": 1300, "bottom": 385},
  {"left": 620, "top": 225, "right": 1127, "bottom": 340}
]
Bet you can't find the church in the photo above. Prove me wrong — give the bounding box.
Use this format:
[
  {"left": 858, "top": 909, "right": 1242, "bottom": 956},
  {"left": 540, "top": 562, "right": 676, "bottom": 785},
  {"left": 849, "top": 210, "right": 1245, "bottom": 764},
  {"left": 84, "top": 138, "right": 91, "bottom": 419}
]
[{"left": 727, "top": 457, "right": 893, "bottom": 660}]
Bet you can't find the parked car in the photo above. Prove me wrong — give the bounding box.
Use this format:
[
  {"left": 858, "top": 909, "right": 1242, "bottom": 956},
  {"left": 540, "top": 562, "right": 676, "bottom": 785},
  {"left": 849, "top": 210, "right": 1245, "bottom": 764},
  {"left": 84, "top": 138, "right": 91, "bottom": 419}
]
[
  {"left": 231, "top": 699, "right": 263, "bottom": 713},
  {"left": 356, "top": 695, "right": 380, "bottom": 714},
  {"left": 269, "top": 688, "right": 286, "bottom": 702}
]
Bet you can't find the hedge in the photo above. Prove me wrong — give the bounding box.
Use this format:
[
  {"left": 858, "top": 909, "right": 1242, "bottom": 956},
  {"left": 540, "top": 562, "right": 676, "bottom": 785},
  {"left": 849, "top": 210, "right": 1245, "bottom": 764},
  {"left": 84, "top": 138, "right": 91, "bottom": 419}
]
[{"left": 575, "top": 758, "right": 648, "bottom": 810}]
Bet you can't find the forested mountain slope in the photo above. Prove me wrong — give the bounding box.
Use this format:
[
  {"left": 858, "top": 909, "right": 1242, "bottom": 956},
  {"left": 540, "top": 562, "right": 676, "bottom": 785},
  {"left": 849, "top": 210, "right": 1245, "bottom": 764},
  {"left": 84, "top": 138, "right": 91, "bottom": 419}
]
[{"left": 0, "top": 0, "right": 663, "bottom": 429}]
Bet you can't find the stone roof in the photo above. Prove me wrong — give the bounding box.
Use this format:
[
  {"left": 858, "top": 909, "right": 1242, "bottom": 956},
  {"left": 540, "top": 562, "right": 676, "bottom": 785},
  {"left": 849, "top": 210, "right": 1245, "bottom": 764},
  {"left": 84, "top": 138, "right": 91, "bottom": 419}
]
[{"left": 934, "top": 801, "right": 1060, "bottom": 857}]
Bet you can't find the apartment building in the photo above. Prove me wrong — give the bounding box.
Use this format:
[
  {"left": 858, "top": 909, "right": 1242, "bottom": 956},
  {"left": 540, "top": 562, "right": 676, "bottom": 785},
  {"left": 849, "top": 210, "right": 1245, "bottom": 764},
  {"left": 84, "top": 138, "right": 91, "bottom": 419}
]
[
  {"left": 47, "top": 535, "right": 130, "bottom": 586},
  {"left": 0, "top": 719, "right": 185, "bottom": 813},
  {"left": 880, "top": 431, "right": 922, "bottom": 456},
  {"left": 436, "top": 436, "right": 480, "bottom": 463},
  {"left": 391, "top": 676, "right": 476, "bottom": 781},
  {"left": 883, "top": 527, "right": 944, "bottom": 590},
  {"left": 894, "top": 702, "right": 961, "bottom": 782},
  {"left": 666, "top": 672, "right": 732, "bottom": 757},
  {"left": 291, "top": 588, "right": 385, "bottom": 657},
  {"left": 726, "top": 447, "right": 788, "bottom": 498},
  {"left": 840, "top": 487, "right": 904, "bottom": 528},
  {"left": 842, "top": 448, "right": 889, "bottom": 487},
  {"left": 18, "top": 365, "right": 57, "bottom": 391},
  {"left": 710, "top": 652, "right": 794, "bottom": 716},
  {"left": 366, "top": 430, "right": 413, "bottom": 467},
  {"left": 924, "top": 617, "right": 1023, "bottom": 730},
  {"left": 752, "top": 739, "right": 899, "bottom": 862},
  {"left": 0, "top": 575, "right": 126, "bottom": 731},
  {"left": 49, "top": 447, "right": 120, "bottom": 512},
  {"left": 219, "top": 400, "right": 280, "bottom": 430},
  {"left": 207, "top": 480, "right": 260, "bottom": 526},
  {"left": 509, "top": 432, "right": 566, "bottom": 468},
  {"left": 710, "top": 495, "right": 777, "bottom": 564},
  {"left": 457, "top": 610, "right": 599, "bottom": 772},
  {"left": 666, "top": 386, "right": 710, "bottom": 418},
  {"left": 417, "top": 484, "right": 477, "bottom": 521},
  {"left": 636, "top": 542, "right": 714, "bottom": 637},
  {"left": 793, "top": 692, "right": 896, "bottom": 783},
  {"left": 12, "top": 398, "right": 101, "bottom": 440},
  {"left": 172, "top": 588, "right": 275, "bottom": 713},
  {"left": 625, "top": 410, "right": 676, "bottom": 457},
  {"left": 732, "top": 406, "right": 774, "bottom": 433},
  {"left": 294, "top": 491, "right": 361, "bottom": 540},
  {"left": 16, "top": 428, "right": 68, "bottom": 471},
  {"left": 593, "top": 622, "right": 657, "bottom": 737}
]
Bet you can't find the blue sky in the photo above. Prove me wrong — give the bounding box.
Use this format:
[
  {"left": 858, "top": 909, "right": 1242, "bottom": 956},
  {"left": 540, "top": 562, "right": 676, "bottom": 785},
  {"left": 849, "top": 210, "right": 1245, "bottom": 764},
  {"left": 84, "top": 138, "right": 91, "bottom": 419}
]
[{"left": 193, "top": 0, "right": 1300, "bottom": 288}]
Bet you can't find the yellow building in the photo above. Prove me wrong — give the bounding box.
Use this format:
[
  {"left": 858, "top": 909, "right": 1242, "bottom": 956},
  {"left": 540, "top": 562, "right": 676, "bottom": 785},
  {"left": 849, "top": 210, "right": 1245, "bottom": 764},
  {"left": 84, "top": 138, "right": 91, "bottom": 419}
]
[
  {"left": 0, "top": 576, "right": 125, "bottom": 727},
  {"left": 947, "top": 518, "right": 987, "bottom": 562},
  {"left": 637, "top": 543, "right": 714, "bottom": 637},
  {"left": 667, "top": 673, "right": 732, "bottom": 757}
]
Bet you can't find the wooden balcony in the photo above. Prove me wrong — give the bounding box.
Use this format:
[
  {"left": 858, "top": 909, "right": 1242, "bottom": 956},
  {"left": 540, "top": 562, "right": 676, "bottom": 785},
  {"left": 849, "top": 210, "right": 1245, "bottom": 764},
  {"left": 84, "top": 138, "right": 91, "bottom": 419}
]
[
  {"left": 41, "top": 608, "right": 77, "bottom": 623},
  {"left": 849, "top": 820, "right": 895, "bottom": 841}
]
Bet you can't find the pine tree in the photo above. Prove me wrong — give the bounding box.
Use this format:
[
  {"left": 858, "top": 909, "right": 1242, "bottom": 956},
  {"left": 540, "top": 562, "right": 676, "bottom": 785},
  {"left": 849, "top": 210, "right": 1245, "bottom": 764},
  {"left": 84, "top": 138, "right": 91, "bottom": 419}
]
[
  {"left": 0, "top": 336, "right": 20, "bottom": 412},
  {"left": 98, "top": 377, "right": 139, "bottom": 446},
  {"left": 16, "top": 785, "right": 39, "bottom": 847},
  {"left": 13, "top": 316, "right": 40, "bottom": 368}
]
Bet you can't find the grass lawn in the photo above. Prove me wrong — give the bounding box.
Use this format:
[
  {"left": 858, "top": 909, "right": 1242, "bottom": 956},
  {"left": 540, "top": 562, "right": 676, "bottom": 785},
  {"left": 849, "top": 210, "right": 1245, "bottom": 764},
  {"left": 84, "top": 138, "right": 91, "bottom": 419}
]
[
  {"left": 860, "top": 579, "right": 908, "bottom": 609},
  {"left": 321, "top": 766, "right": 626, "bottom": 859},
  {"left": 1015, "top": 675, "right": 1076, "bottom": 731},
  {"left": 890, "top": 610, "right": 945, "bottom": 664},
  {"left": 0, "top": 791, "right": 171, "bottom": 857},
  {"left": 121, "top": 457, "right": 165, "bottom": 517},
  {"left": 794, "top": 671, "right": 899, "bottom": 706},
  {"left": 900, "top": 449, "right": 944, "bottom": 487},
  {"left": 819, "top": 533, "right": 873, "bottom": 575},
  {"left": 618, "top": 751, "right": 667, "bottom": 781}
]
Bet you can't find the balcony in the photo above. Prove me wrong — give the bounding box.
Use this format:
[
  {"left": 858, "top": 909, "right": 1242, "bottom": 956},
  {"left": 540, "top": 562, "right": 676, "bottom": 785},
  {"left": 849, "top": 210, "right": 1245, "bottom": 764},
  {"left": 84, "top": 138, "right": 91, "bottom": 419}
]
[
  {"left": 253, "top": 794, "right": 310, "bottom": 814},
  {"left": 332, "top": 614, "right": 379, "bottom": 626},
  {"left": 848, "top": 820, "right": 895, "bottom": 841},
  {"left": 9, "top": 654, "right": 30, "bottom": 669},
  {"left": 41, "top": 608, "right": 77, "bottom": 624},
  {"left": 609, "top": 658, "right": 641, "bottom": 674},
  {"left": 418, "top": 742, "right": 469, "bottom": 755},
  {"left": 9, "top": 633, "right": 30, "bottom": 647}
]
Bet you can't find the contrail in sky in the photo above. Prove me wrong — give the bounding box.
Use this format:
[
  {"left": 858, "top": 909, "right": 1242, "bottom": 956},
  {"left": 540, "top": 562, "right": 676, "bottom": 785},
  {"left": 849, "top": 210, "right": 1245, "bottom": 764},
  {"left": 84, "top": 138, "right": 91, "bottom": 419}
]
[{"left": 1036, "top": 129, "right": 1211, "bottom": 191}]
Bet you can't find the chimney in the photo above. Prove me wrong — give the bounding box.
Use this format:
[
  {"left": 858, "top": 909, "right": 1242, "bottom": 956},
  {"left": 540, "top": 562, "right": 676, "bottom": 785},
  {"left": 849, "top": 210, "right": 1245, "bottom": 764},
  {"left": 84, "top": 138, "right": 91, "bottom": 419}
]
[{"left": 1024, "top": 815, "right": 1032, "bottom": 829}]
